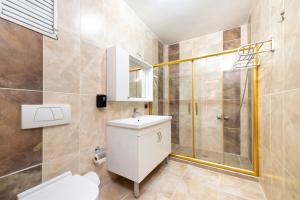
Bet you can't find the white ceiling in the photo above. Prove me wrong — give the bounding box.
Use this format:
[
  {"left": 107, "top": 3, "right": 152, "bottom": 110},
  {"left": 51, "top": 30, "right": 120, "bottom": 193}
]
[{"left": 124, "top": 0, "right": 253, "bottom": 44}]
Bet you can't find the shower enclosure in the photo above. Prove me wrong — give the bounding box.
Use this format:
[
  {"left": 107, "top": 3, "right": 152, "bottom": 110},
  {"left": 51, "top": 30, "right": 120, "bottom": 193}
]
[{"left": 151, "top": 49, "right": 259, "bottom": 176}]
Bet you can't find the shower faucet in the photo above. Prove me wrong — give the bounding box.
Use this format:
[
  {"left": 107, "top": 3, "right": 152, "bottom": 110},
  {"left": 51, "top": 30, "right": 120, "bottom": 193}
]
[{"left": 216, "top": 114, "right": 230, "bottom": 120}]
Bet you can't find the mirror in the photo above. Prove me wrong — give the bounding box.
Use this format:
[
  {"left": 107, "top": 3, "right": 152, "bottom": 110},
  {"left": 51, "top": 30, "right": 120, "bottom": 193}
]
[{"left": 129, "top": 56, "right": 147, "bottom": 98}]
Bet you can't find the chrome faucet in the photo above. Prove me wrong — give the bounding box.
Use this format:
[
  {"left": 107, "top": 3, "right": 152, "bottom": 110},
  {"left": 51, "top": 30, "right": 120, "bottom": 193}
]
[{"left": 132, "top": 108, "right": 142, "bottom": 118}]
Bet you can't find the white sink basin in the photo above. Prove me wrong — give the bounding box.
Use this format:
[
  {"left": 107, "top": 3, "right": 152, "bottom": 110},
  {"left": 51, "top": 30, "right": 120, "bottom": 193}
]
[{"left": 107, "top": 115, "right": 172, "bottom": 129}]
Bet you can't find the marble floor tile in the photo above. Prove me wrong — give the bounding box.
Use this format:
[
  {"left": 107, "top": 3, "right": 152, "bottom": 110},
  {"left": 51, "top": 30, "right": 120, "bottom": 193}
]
[{"left": 99, "top": 160, "right": 266, "bottom": 200}]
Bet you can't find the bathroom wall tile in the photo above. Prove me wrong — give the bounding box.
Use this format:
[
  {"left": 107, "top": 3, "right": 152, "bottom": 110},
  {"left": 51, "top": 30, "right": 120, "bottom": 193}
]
[
  {"left": 284, "top": 169, "right": 300, "bottom": 200},
  {"left": 192, "top": 31, "right": 223, "bottom": 57},
  {"left": 283, "top": 90, "right": 300, "bottom": 181},
  {"left": 223, "top": 28, "right": 241, "bottom": 42},
  {"left": 259, "top": 63, "right": 272, "bottom": 96},
  {"left": 284, "top": 35, "right": 300, "bottom": 91},
  {"left": 270, "top": 159, "right": 284, "bottom": 200},
  {"left": 79, "top": 148, "right": 117, "bottom": 188},
  {"left": 43, "top": 31, "right": 80, "bottom": 93},
  {"left": 223, "top": 100, "right": 240, "bottom": 129},
  {"left": 42, "top": 153, "right": 79, "bottom": 181},
  {"left": 58, "top": 0, "right": 80, "bottom": 35},
  {"left": 0, "top": 165, "right": 42, "bottom": 200},
  {"left": 158, "top": 42, "right": 165, "bottom": 115},
  {"left": 179, "top": 40, "right": 193, "bottom": 59},
  {"left": 80, "top": 0, "right": 106, "bottom": 48},
  {"left": 168, "top": 44, "right": 180, "bottom": 144},
  {"left": 252, "top": 2, "right": 300, "bottom": 198},
  {"left": 0, "top": 89, "right": 42, "bottom": 176},
  {"left": 223, "top": 27, "right": 241, "bottom": 50},
  {"left": 79, "top": 95, "right": 105, "bottom": 149},
  {"left": 80, "top": 42, "right": 106, "bottom": 94},
  {"left": 284, "top": 0, "right": 300, "bottom": 39},
  {"left": 269, "top": 0, "right": 285, "bottom": 94},
  {"left": 223, "top": 71, "right": 241, "bottom": 100},
  {"left": 224, "top": 128, "right": 240, "bottom": 155},
  {"left": 43, "top": 92, "right": 80, "bottom": 162},
  {"left": 260, "top": 147, "right": 272, "bottom": 200},
  {"left": 270, "top": 94, "right": 283, "bottom": 161},
  {"left": 260, "top": 96, "right": 271, "bottom": 150},
  {"left": 0, "top": 19, "right": 43, "bottom": 90},
  {"left": 169, "top": 43, "right": 179, "bottom": 56},
  {"left": 223, "top": 40, "right": 241, "bottom": 51},
  {"left": 197, "top": 127, "right": 223, "bottom": 153}
]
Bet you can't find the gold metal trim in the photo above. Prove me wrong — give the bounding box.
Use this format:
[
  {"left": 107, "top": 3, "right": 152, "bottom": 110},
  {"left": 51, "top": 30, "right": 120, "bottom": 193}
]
[
  {"left": 191, "top": 61, "right": 196, "bottom": 157},
  {"left": 149, "top": 44, "right": 266, "bottom": 177},
  {"left": 170, "top": 154, "right": 255, "bottom": 176},
  {"left": 253, "top": 46, "right": 260, "bottom": 176},
  {"left": 153, "top": 48, "right": 239, "bottom": 67},
  {"left": 221, "top": 72, "right": 225, "bottom": 163}
]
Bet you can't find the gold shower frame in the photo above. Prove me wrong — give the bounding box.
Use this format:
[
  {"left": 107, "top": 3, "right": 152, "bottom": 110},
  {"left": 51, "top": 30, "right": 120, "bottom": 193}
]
[{"left": 150, "top": 46, "right": 262, "bottom": 177}]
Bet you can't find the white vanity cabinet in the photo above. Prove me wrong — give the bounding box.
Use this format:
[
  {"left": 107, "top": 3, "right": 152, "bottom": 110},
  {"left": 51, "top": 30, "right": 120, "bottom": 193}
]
[
  {"left": 106, "top": 115, "right": 172, "bottom": 197},
  {"left": 106, "top": 46, "right": 153, "bottom": 102}
]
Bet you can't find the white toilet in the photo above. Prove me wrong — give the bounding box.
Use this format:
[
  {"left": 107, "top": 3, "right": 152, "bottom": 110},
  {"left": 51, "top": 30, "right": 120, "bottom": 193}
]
[{"left": 17, "top": 171, "right": 100, "bottom": 200}]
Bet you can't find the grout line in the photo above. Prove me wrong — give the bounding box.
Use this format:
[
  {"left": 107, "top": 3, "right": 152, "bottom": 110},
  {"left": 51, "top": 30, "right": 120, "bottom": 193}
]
[
  {"left": 0, "top": 163, "right": 42, "bottom": 180},
  {"left": 261, "top": 86, "right": 300, "bottom": 97},
  {"left": 0, "top": 87, "right": 103, "bottom": 96}
]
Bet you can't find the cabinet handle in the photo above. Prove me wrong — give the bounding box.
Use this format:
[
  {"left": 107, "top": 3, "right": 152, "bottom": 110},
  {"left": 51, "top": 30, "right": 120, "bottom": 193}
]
[
  {"left": 188, "top": 103, "right": 191, "bottom": 114},
  {"left": 157, "top": 131, "right": 162, "bottom": 143},
  {"left": 195, "top": 103, "right": 198, "bottom": 115}
]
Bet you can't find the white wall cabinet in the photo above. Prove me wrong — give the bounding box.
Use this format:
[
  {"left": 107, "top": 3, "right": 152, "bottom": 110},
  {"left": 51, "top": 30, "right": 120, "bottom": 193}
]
[{"left": 106, "top": 46, "right": 153, "bottom": 102}]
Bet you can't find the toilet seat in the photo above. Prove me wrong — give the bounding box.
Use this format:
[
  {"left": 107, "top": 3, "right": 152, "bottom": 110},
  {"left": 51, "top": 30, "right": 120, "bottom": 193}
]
[{"left": 17, "top": 172, "right": 99, "bottom": 200}]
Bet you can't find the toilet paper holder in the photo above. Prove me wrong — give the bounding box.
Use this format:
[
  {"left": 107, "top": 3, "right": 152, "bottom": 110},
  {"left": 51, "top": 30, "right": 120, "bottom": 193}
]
[{"left": 93, "top": 146, "right": 106, "bottom": 165}]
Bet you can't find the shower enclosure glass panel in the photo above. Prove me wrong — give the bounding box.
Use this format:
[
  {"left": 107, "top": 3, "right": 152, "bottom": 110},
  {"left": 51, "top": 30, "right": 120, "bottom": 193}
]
[
  {"left": 153, "top": 63, "right": 193, "bottom": 158},
  {"left": 151, "top": 50, "right": 256, "bottom": 174},
  {"left": 194, "top": 57, "right": 224, "bottom": 164}
]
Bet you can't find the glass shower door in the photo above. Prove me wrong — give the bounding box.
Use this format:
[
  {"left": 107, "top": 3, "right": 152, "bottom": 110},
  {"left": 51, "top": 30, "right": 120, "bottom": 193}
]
[
  {"left": 194, "top": 57, "right": 224, "bottom": 164},
  {"left": 193, "top": 52, "right": 254, "bottom": 170},
  {"left": 151, "top": 50, "right": 255, "bottom": 173},
  {"left": 169, "top": 62, "right": 193, "bottom": 158}
]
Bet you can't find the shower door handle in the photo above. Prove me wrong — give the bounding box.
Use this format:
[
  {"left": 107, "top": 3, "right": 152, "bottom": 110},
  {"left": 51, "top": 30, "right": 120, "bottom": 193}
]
[
  {"left": 188, "top": 103, "right": 191, "bottom": 114},
  {"left": 224, "top": 115, "right": 230, "bottom": 120},
  {"left": 216, "top": 114, "right": 230, "bottom": 120}
]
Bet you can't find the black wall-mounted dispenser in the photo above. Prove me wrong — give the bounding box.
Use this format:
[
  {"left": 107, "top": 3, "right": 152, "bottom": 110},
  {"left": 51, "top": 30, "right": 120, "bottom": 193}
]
[{"left": 96, "top": 94, "right": 107, "bottom": 108}]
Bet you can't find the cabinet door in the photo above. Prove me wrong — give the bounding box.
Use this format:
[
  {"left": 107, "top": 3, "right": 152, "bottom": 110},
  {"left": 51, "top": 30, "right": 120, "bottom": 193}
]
[{"left": 138, "top": 122, "right": 171, "bottom": 182}]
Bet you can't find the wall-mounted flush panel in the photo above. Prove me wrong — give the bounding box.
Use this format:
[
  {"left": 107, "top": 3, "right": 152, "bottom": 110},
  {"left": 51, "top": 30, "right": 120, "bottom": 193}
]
[{"left": 21, "top": 104, "right": 71, "bottom": 129}]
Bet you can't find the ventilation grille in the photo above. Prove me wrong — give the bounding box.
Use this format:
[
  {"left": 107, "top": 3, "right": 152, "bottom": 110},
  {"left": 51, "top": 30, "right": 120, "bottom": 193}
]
[{"left": 0, "top": 0, "right": 58, "bottom": 39}]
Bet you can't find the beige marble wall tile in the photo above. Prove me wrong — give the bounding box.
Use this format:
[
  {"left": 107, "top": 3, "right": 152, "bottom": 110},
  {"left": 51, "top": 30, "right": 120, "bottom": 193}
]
[
  {"left": 80, "top": 42, "right": 106, "bottom": 94},
  {"left": 43, "top": 92, "right": 80, "bottom": 162},
  {"left": 270, "top": 94, "right": 283, "bottom": 161},
  {"left": 44, "top": 31, "right": 80, "bottom": 93},
  {"left": 79, "top": 148, "right": 117, "bottom": 188},
  {"left": 284, "top": 35, "right": 300, "bottom": 91},
  {"left": 58, "top": 0, "right": 81, "bottom": 35},
  {"left": 283, "top": 90, "right": 300, "bottom": 182},
  {"left": 80, "top": 0, "right": 105, "bottom": 48},
  {"left": 43, "top": 153, "right": 79, "bottom": 181},
  {"left": 79, "top": 95, "right": 105, "bottom": 149},
  {"left": 251, "top": 0, "right": 300, "bottom": 199},
  {"left": 270, "top": 158, "right": 284, "bottom": 200}
]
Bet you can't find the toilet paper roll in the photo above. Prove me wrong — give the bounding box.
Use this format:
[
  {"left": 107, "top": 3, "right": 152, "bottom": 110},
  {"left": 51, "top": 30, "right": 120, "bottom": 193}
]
[{"left": 93, "top": 155, "right": 106, "bottom": 165}]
